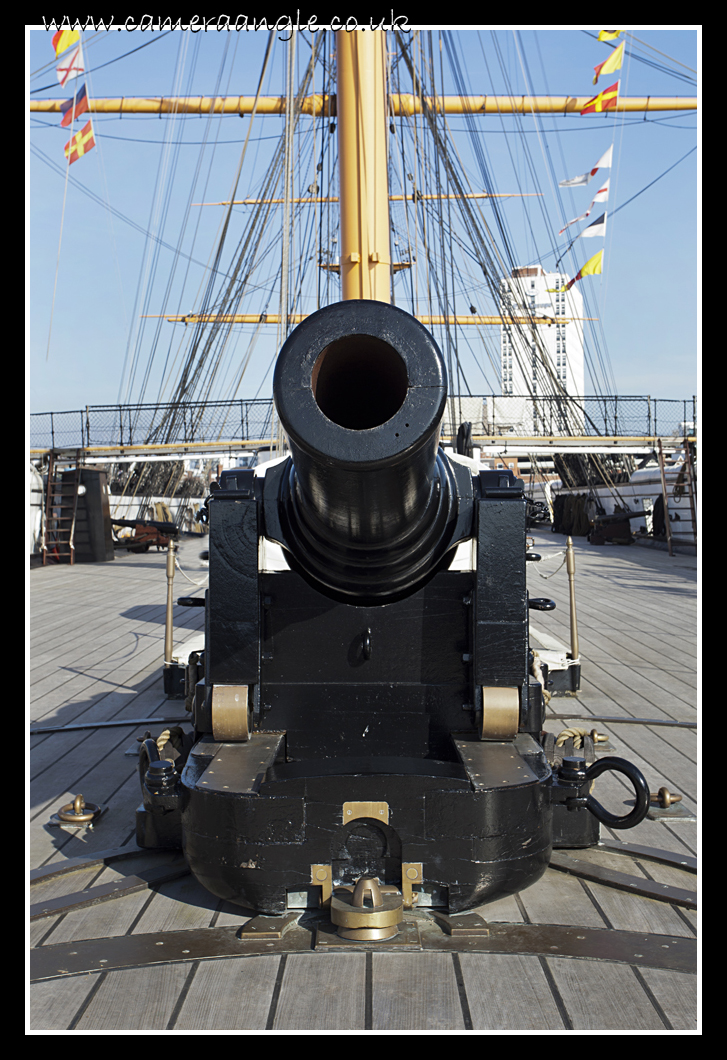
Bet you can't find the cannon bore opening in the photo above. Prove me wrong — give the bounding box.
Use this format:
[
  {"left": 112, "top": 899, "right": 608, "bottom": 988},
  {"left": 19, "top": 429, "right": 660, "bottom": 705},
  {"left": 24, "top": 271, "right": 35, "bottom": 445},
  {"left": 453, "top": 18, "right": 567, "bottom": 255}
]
[{"left": 311, "top": 335, "right": 408, "bottom": 430}]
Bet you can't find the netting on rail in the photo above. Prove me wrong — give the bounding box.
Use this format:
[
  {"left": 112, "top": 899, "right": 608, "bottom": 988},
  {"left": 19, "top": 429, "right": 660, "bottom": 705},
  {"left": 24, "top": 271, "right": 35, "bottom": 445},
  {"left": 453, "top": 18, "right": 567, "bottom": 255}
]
[{"left": 30, "top": 396, "right": 696, "bottom": 450}]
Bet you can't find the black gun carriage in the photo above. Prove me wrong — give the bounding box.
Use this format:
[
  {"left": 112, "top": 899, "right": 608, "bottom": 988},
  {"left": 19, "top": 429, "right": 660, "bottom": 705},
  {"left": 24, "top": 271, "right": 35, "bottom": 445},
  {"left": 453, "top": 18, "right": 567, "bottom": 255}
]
[{"left": 137, "top": 299, "right": 649, "bottom": 921}]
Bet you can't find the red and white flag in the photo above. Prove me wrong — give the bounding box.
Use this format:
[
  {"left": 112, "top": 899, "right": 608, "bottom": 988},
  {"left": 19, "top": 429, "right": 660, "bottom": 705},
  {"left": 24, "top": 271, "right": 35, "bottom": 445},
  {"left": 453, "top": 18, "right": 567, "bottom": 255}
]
[
  {"left": 559, "top": 146, "right": 613, "bottom": 188},
  {"left": 56, "top": 43, "right": 84, "bottom": 86},
  {"left": 559, "top": 179, "right": 610, "bottom": 234}
]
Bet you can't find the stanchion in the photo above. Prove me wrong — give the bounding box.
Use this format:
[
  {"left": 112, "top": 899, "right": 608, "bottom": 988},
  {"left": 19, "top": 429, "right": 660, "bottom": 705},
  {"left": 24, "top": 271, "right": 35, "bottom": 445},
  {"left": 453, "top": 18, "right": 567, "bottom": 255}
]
[{"left": 565, "top": 536, "right": 579, "bottom": 661}]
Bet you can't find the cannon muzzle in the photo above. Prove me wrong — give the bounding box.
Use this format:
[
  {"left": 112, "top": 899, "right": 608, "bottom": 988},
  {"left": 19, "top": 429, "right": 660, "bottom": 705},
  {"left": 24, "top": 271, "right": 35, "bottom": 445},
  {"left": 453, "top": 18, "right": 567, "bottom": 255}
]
[{"left": 272, "top": 300, "right": 468, "bottom": 598}]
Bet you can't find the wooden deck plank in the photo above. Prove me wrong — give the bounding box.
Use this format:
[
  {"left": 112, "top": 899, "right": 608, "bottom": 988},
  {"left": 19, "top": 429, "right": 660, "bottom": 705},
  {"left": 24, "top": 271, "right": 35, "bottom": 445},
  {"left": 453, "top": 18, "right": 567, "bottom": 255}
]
[
  {"left": 38, "top": 885, "right": 156, "bottom": 945},
  {"left": 132, "top": 874, "right": 224, "bottom": 934},
  {"left": 29, "top": 973, "right": 103, "bottom": 1031},
  {"left": 595, "top": 660, "right": 697, "bottom": 706},
  {"left": 516, "top": 867, "right": 607, "bottom": 929},
  {"left": 73, "top": 963, "right": 195, "bottom": 1030},
  {"left": 470, "top": 893, "right": 523, "bottom": 924},
  {"left": 529, "top": 538, "right": 697, "bottom": 669},
  {"left": 273, "top": 953, "right": 367, "bottom": 1029},
  {"left": 638, "top": 967, "right": 699, "bottom": 1031},
  {"left": 545, "top": 959, "right": 671, "bottom": 1031},
  {"left": 578, "top": 877, "right": 694, "bottom": 937},
  {"left": 579, "top": 666, "right": 695, "bottom": 721},
  {"left": 528, "top": 550, "right": 697, "bottom": 641},
  {"left": 30, "top": 601, "right": 204, "bottom": 667},
  {"left": 172, "top": 957, "right": 281, "bottom": 1030},
  {"left": 371, "top": 952, "right": 464, "bottom": 1030},
  {"left": 458, "top": 953, "right": 567, "bottom": 1030},
  {"left": 29, "top": 681, "right": 170, "bottom": 781}
]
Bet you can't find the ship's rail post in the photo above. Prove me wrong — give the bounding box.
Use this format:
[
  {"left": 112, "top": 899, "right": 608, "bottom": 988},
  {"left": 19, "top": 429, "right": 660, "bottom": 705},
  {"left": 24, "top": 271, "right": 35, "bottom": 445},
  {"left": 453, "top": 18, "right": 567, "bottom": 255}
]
[
  {"left": 565, "top": 536, "right": 579, "bottom": 661},
  {"left": 164, "top": 538, "right": 178, "bottom": 668}
]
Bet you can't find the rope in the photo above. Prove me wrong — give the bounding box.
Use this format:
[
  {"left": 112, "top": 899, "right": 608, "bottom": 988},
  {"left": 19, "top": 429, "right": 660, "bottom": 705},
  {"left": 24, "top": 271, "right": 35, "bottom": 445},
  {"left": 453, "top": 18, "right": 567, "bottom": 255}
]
[
  {"left": 174, "top": 557, "right": 208, "bottom": 587},
  {"left": 530, "top": 653, "right": 552, "bottom": 706},
  {"left": 532, "top": 549, "right": 566, "bottom": 579},
  {"left": 555, "top": 727, "right": 590, "bottom": 749}
]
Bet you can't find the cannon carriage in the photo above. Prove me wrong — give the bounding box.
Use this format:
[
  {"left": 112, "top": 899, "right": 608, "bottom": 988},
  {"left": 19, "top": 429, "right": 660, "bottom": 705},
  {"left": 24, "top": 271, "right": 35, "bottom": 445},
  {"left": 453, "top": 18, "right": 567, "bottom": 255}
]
[{"left": 137, "top": 299, "right": 649, "bottom": 921}]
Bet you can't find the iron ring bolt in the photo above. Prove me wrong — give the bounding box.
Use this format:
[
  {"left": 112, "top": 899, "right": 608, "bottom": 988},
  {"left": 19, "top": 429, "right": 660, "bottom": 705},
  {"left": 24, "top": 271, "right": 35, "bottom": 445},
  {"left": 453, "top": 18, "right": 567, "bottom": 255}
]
[
  {"left": 557, "top": 756, "right": 589, "bottom": 811},
  {"left": 584, "top": 757, "right": 650, "bottom": 829}
]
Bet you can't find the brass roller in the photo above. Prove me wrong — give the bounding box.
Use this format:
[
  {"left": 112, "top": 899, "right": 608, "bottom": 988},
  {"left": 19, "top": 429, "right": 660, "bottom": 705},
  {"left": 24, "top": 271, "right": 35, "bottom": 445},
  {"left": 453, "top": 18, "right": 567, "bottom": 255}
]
[
  {"left": 480, "top": 687, "right": 520, "bottom": 741},
  {"left": 211, "top": 685, "right": 251, "bottom": 742}
]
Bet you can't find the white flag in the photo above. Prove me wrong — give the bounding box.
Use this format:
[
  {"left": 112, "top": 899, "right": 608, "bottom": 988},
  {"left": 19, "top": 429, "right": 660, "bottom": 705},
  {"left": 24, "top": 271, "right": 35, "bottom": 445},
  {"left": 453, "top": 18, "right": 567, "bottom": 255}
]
[
  {"left": 559, "top": 180, "right": 610, "bottom": 234},
  {"left": 559, "top": 146, "right": 613, "bottom": 188},
  {"left": 579, "top": 212, "right": 607, "bottom": 238}
]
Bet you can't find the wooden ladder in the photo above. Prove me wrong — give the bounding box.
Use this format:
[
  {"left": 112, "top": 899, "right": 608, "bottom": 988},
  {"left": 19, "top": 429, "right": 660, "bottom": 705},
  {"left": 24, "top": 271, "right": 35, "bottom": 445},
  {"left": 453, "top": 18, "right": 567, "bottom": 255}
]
[
  {"left": 42, "top": 451, "right": 81, "bottom": 565},
  {"left": 656, "top": 438, "right": 697, "bottom": 556}
]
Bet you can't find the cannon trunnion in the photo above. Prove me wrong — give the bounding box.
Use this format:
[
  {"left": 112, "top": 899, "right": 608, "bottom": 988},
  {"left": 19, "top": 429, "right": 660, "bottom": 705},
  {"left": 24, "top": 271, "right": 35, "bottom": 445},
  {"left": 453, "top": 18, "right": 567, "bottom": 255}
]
[{"left": 138, "top": 301, "right": 649, "bottom": 915}]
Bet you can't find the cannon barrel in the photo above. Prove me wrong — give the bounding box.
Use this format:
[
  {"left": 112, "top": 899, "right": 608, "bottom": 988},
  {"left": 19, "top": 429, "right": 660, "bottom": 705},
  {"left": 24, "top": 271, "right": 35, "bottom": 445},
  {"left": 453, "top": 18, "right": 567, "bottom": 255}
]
[
  {"left": 112, "top": 518, "right": 178, "bottom": 535},
  {"left": 272, "top": 300, "right": 467, "bottom": 598}
]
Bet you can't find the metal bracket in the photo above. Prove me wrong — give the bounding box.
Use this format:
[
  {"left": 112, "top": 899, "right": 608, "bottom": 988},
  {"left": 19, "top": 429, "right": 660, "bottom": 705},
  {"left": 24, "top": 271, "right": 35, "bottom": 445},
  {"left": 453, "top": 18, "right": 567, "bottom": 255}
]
[
  {"left": 342, "top": 801, "right": 389, "bottom": 825},
  {"left": 238, "top": 913, "right": 300, "bottom": 939},
  {"left": 311, "top": 864, "right": 333, "bottom": 907},
  {"left": 427, "top": 911, "right": 490, "bottom": 936},
  {"left": 401, "top": 862, "right": 423, "bottom": 909}
]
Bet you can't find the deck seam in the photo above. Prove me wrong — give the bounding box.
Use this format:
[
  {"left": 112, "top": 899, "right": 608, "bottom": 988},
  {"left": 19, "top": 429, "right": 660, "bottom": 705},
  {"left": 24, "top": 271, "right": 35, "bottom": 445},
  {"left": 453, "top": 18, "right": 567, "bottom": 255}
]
[
  {"left": 629, "top": 965, "right": 673, "bottom": 1030},
  {"left": 165, "top": 961, "right": 201, "bottom": 1030},
  {"left": 66, "top": 970, "right": 107, "bottom": 1030},
  {"left": 537, "top": 957, "right": 573, "bottom": 1030},
  {"left": 265, "top": 953, "right": 288, "bottom": 1030},
  {"left": 365, "top": 951, "right": 373, "bottom": 1030},
  {"left": 451, "top": 953, "right": 474, "bottom": 1029}
]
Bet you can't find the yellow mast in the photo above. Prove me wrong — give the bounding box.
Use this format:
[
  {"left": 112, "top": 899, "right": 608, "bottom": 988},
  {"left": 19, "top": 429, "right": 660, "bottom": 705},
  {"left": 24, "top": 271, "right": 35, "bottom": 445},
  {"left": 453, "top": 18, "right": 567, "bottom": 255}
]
[
  {"left": 336, "top": 29, "right": 391, "bottom": 302},
  {"left": 30, "top": 94, "right": 697, "bottom": 116},
  {"left": 155, "top": 313, "right": 592, "bottom": 326}
]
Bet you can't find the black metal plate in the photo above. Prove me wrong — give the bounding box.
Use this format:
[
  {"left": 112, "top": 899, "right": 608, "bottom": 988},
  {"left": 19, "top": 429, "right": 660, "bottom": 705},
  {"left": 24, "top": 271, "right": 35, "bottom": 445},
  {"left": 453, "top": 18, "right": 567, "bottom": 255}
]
[{"left": 30, "top": 919, "right": 696, "bottom": 981}]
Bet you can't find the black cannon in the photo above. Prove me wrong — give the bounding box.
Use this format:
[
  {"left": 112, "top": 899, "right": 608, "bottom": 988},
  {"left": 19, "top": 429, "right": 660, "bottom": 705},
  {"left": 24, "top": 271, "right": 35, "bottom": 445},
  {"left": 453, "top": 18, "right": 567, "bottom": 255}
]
[
  {"left": 112, "top": 517, "right": 178, "bottom": 552},
  {"left": 137, "top": 301, "right": 649, "bottom": 918}
]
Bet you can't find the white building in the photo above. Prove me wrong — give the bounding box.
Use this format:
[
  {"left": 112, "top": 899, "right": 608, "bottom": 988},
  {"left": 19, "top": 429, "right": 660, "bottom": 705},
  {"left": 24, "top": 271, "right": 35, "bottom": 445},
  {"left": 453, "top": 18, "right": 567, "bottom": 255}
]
[{"left": 493, "top": 266, "right": 585, "bottom": 435}]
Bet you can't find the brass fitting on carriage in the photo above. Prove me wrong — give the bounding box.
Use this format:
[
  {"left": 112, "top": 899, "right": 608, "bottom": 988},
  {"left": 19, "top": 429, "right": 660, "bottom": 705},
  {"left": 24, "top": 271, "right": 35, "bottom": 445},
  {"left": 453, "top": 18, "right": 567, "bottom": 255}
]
[{"left": 330, "top": 876, "right": 404, "bottom": 941}]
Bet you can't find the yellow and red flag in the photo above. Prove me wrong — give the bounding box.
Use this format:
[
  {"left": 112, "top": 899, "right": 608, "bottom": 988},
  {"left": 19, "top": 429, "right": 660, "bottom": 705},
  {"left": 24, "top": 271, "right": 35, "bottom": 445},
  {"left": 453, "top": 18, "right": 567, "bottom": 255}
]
[
  {"left": 52, "top": 29, "right": 80, "bottom": 56},
  {"left": 580, "top": 81, "right": 620, "bottom": 115},
  {"left": 566, "top": 250, "right": 604, "bottom": 290},
  {"left": 593, "top": 42, "right": 625, "bottom": 85},
  {"left": 64, "top": 119, "right": 96, "bottom": 164}
]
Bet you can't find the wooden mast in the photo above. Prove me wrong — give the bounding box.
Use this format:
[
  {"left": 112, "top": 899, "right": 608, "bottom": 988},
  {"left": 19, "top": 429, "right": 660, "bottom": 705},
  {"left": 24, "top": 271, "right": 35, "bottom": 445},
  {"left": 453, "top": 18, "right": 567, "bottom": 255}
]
[{"left": 336, "top": 29, "right": 391, "bottom": 303}]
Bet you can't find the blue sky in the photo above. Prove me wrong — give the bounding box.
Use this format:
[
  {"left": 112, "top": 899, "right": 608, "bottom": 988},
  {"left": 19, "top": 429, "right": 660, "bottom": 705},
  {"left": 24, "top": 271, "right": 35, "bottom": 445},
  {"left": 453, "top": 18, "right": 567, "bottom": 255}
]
[{"left": 27, "top": 24, "right": 699, "bottom": 413}]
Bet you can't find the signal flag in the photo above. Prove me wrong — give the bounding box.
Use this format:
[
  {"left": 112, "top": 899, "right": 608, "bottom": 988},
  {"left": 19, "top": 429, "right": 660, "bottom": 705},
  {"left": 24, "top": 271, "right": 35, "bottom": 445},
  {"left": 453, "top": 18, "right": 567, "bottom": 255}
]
[{"left": 64, "top": 119, "right": 96, "bottom": 164}]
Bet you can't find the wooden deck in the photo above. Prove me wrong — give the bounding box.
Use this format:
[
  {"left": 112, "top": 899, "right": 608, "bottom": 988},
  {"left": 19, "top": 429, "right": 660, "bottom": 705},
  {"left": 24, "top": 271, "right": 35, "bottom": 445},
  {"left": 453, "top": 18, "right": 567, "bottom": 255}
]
[{"left": 28, "top": 531, "right": 698, "bottom": 1032}]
